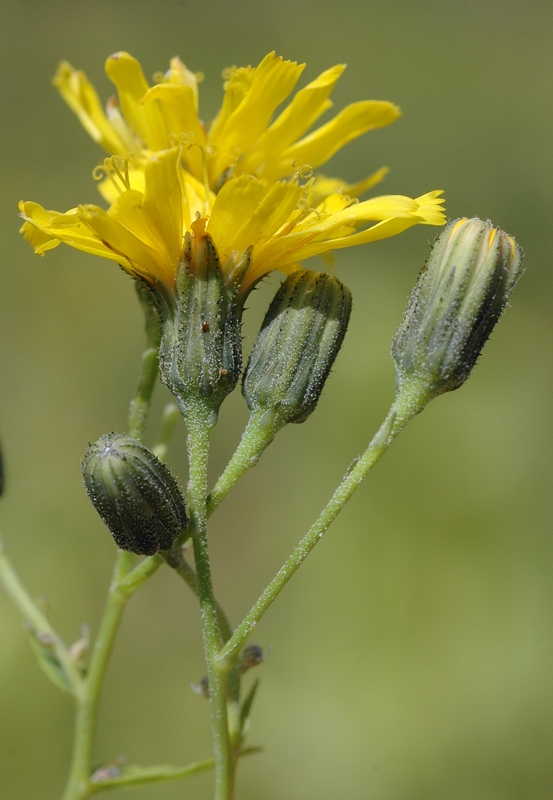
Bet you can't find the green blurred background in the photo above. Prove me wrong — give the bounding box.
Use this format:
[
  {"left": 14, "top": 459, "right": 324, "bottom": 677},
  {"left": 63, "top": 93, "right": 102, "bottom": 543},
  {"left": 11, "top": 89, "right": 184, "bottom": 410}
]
[{"left": 1, "top": 1, "right": 552, "bottom": 798}]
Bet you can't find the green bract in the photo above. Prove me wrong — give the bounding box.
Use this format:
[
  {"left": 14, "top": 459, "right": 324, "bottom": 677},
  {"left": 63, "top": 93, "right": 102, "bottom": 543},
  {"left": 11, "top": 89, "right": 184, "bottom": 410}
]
[{"left": 157, "top": 230, "right": 250, "bottom": 423}]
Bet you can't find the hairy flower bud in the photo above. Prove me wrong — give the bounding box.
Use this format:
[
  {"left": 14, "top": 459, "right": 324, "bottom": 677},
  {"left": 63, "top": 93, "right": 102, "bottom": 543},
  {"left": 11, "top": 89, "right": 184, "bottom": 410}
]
[
  {"left": 82, "top": 433, "right": 188, "bottom": 555},
  {"left": 243, "top": 269, "right": 352, "bottom": 427},
  {"left": 158, "top": 225, "right": 249, "bottom": 421},
  {"left": 392, "top": 218, "right": 523, "bottom": 410}
]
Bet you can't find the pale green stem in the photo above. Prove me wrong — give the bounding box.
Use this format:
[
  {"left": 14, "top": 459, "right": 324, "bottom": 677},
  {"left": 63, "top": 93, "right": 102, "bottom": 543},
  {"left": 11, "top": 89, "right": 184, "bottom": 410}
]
[
  {"left": 128, "top": 284, "right": 161, "bottom": 443},
  {"left": 89, "top": 758, "right": 216, "bottom": 793},
  {"left": 217, "top": 396, "right": 422, "bottom": 667},
  {"left": 64, "top": 296, "right": 162, "bottom": 798},
  {"left": 88, "top": 748, "right": 260, "bottom": 793},
  {"left": 207, "top": 408, "right": 277, "bottom": 516},
  {"left": 152, "top": 402, "right": 180, "bottom": 462},
  {"left": 185, "top": 402, "right": 235, "bottom": 800},
  {"left": 62, "top": 550, "right": 134, "bottom": 800},
  {"left": 0, "top": 538, "right": 84, "bottom": 694}
]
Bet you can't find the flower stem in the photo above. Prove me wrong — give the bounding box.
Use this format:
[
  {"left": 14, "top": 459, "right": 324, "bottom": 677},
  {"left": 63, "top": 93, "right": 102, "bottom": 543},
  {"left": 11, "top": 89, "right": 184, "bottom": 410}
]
[
  {"left": 62, "top": 550, "right": 134, "bottom": 800},
  {"left": 207, "top": 408, "right": 277, "bottom": 516},
  {"left": 63, "top": 294, "right": 162, "bottom": 799},
  {"left": 217, "top": 400, "right": 417, "bottom": 667},
  {"left": 185, "top": 401, "right": 235, "bottom": 800},
  {"left": 0, "top": 538, "right": 84, "bottom": 694}
]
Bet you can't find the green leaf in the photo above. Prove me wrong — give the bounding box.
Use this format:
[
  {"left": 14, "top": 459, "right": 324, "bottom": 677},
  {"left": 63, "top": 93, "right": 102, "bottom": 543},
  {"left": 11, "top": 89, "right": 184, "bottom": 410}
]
[
  {"left": 89, "top": 759, "right": 215, "bottom": 791},
  {"left": 239, "top": 678, "right": 260, "bottom": 738},
  {"left": 26, "top": 627, "right": 73, "bottom": 693}
]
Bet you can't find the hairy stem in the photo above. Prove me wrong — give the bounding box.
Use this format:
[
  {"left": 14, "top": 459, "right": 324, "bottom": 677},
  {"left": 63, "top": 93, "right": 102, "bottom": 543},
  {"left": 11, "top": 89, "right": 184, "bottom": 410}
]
[
  {"left": 62, "top": 550, "right": 134, "bottom": 800},
  {"left": 217, "top": 400, "right": 417, "bottom": 666},
  {"left": 185, "top": 402, "right": 235, "bottom": 800},
  {"left": 207, "top": 408, "right": 277, "bottom": 516}
]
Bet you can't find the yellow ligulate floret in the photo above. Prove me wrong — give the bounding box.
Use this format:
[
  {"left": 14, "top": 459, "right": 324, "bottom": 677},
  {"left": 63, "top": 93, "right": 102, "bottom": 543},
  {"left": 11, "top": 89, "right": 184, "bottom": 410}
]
[
  {"left": 49, "top": 50, "right": 403, "bottom": 192},
  {"left": 20, "top": 144, "right": 445, "bottom": 293},
  {"left": 21, "top": 51, "right": 446, "bottom": 293}
]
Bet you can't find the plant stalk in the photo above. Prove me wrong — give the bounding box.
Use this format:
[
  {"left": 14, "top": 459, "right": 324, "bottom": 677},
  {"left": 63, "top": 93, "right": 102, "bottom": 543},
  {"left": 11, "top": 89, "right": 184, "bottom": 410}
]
[
  {"left": 185, "top": 402, "right": 235, "bottom": 800},
  {"left": 217, "top": 400, "right": 417, "bottom": 666}
]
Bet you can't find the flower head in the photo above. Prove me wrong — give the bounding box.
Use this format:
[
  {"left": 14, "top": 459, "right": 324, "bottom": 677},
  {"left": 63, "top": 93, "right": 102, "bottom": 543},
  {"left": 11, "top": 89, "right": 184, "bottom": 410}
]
[
  {"left": 20, "top": 51, "right": 445, "bottom": 296},
  {"left": 392, "top": 217, "right": 523, "bottom": 411}
]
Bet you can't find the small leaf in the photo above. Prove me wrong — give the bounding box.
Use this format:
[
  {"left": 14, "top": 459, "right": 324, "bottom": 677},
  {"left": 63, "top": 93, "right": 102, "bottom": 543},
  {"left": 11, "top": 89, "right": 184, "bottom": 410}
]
[
  {"left": 26, "top": 627, "right": 73, "bottom": 693},
  {"left": 239, "top": 678, "right": 260, "bottom": 738},
  {"left": 90, "top": 759, "right": 215, "bottom": 790}
]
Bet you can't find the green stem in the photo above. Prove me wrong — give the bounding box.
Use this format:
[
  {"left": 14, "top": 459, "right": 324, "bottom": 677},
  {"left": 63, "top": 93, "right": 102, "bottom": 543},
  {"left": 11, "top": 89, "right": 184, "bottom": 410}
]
[
  {"left": 152, "top": 402, "right": 180, "bottom": 462},
  {"left": 185, "top": 402, "right": 235, "bottom": 800},
  {"left": 217, "top": 399, "right": 418, "bottom": 667},
  {"left": 89, "top": 757, "right": 216, "bottom": 792},
  {"left": 63, "top": 291, "right": 162, "bottom": 798},
  {"left": 163, "top": 546, "right": 233, "bottom": 643},
  {"left": 207, "top": 408, "right": 277, "bottom": 516},
  {"left": 62, "top": 550, "right": 134, "bottom": 800},
  {"left": 88, "top": 748, "right": 260, "bottom": 793},
  {"left": 0, "top": 539, "right": 84, "bottom": 694},
  {"left": 128, "top": 283, "right": 161, "bottom": 443}
]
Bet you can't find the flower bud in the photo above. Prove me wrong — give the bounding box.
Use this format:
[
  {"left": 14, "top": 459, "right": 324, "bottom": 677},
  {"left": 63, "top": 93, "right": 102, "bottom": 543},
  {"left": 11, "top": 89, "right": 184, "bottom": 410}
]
[
  {"left": 243, "top": 269, "right": 352, "bottom": 426},
  {"left": 392, "top": 218, "right": 523, "bottom": 409},
  {"left": 158, "top": 225, "right": 249, "bottom": 420},
  {"left": 238, "top": 645, "right": 265, "bottom": 674},
  {"left": 82, "top": 433, "right": 188, "bottom": 555}
]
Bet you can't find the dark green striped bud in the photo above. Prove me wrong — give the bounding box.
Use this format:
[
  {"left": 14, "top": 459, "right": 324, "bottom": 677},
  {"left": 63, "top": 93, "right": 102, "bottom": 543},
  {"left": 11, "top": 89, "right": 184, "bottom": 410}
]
[
  {"left": 82, "top": 433, "right": 188, "bottom": 555},
  {"left": 243, "top": 270, "right": 352, "bottom": 427},
  {"left": 392, "top": 218, "right": 523, "bottom": 411},
  {"left": 158, "top": 227, "right": 250, "bottom": 421}
]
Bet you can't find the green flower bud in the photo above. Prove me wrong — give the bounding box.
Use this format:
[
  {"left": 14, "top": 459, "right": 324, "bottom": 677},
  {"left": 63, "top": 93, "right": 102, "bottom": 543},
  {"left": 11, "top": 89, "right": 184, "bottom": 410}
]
[
  {"left": 243, "top": 269, "right": 352, "bottom": 427},
  {"left": 82, "top": 433, "right": 188, "bottom": 556},
  {"left": 158, "top": 228, "right": 250, "bottom": 421},
  {"left": 392, "top": 217, "right": 523, "bottom": 410}
]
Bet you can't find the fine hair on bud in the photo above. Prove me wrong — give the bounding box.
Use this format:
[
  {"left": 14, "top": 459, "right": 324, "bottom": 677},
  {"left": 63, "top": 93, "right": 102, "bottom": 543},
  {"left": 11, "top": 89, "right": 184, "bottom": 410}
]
[
  {"left": 158, "top": 226, "right": 250, "bottom": 420},
  {"left": 243, "top": 269, "right": 352, "bottom": 427},
  {"left": 82, "top": 433, "right": 188, "bottom": 556},
  {"left": 392, "top": 217, "right": 523, "bottom": 408}
]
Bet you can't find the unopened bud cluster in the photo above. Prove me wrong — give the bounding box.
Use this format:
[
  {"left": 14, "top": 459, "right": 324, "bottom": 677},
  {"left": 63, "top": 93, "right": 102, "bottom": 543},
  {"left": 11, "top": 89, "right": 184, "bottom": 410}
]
[
  {"left": 392, "top": 217, "right": 523, "bottom": 409},
  {"left": 243, "top": 269, "right": 352, "bottom": 428},
  {"left": 82, "top": 433, "right": 188, "bottom": 555}
]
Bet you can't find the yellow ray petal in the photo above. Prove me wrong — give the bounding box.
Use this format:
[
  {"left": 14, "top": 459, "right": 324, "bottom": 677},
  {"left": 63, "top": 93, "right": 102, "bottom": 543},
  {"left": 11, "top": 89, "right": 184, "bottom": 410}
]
[
  {"left": 263, "top": 101, "right": 402, "bottom": 182},
  {"left": 142, "top": 83, "right": 206, "bottom": 180},
  {"left": 19, "top": 201, "right": 126, "bottom": 263},
  {"left": 105, "top": 52, "right": 168, "bottom": 151},
  {"left": 286, "top": 191, "right": 446, "bottom": 260},
  {"left": 103, "top": 190, "right": 158, "bottom": 253},
  {"left": 78, "top": 203, "right": 171, "bottom": 284},
  {"left": 19, "top": 219, "right": 61, "bottom": 255},
  {"left": 165, "top": 56, "right": 200, "bottom": 109},
  {"left": 53, "top": 62, "right": 129, "bottom": 155},
  {"left": 217, "top": 180, "right": 305, "bottom": 261},
  {"left": 207, "top": 174, "right": 265, "bottom": 262},
  {"left": 96, "top": 166, "right": 146, "bottom": 204},
  {"left": 309, "top": 166, "right": 390, "bottom": 205},
  {"left": 141, "top": 149, "right": 183, "bottom": 269},
  {"left": 253, "top": 191, "right": 445, "bottom": 274},
  {"left": 240, "top": 64, "right": 346, "bottom": 175},
  {"left": 209, "top": 53, "right": 305, "bottom": 181},
  {"left": 208, "top": 62, "right": 257, "bottom": 150}
]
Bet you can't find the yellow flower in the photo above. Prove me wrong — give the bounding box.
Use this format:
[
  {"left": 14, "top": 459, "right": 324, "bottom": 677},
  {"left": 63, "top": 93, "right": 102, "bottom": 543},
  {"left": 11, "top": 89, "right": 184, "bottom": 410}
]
[{"left": 20, "top": 51, "right": 445, "bottom": 295}]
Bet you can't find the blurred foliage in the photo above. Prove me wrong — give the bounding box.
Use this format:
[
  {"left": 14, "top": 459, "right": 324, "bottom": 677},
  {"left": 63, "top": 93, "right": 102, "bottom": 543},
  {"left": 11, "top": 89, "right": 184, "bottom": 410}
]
[{"left": 1, "top": 1, "right": 552, "bottom": 798}]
